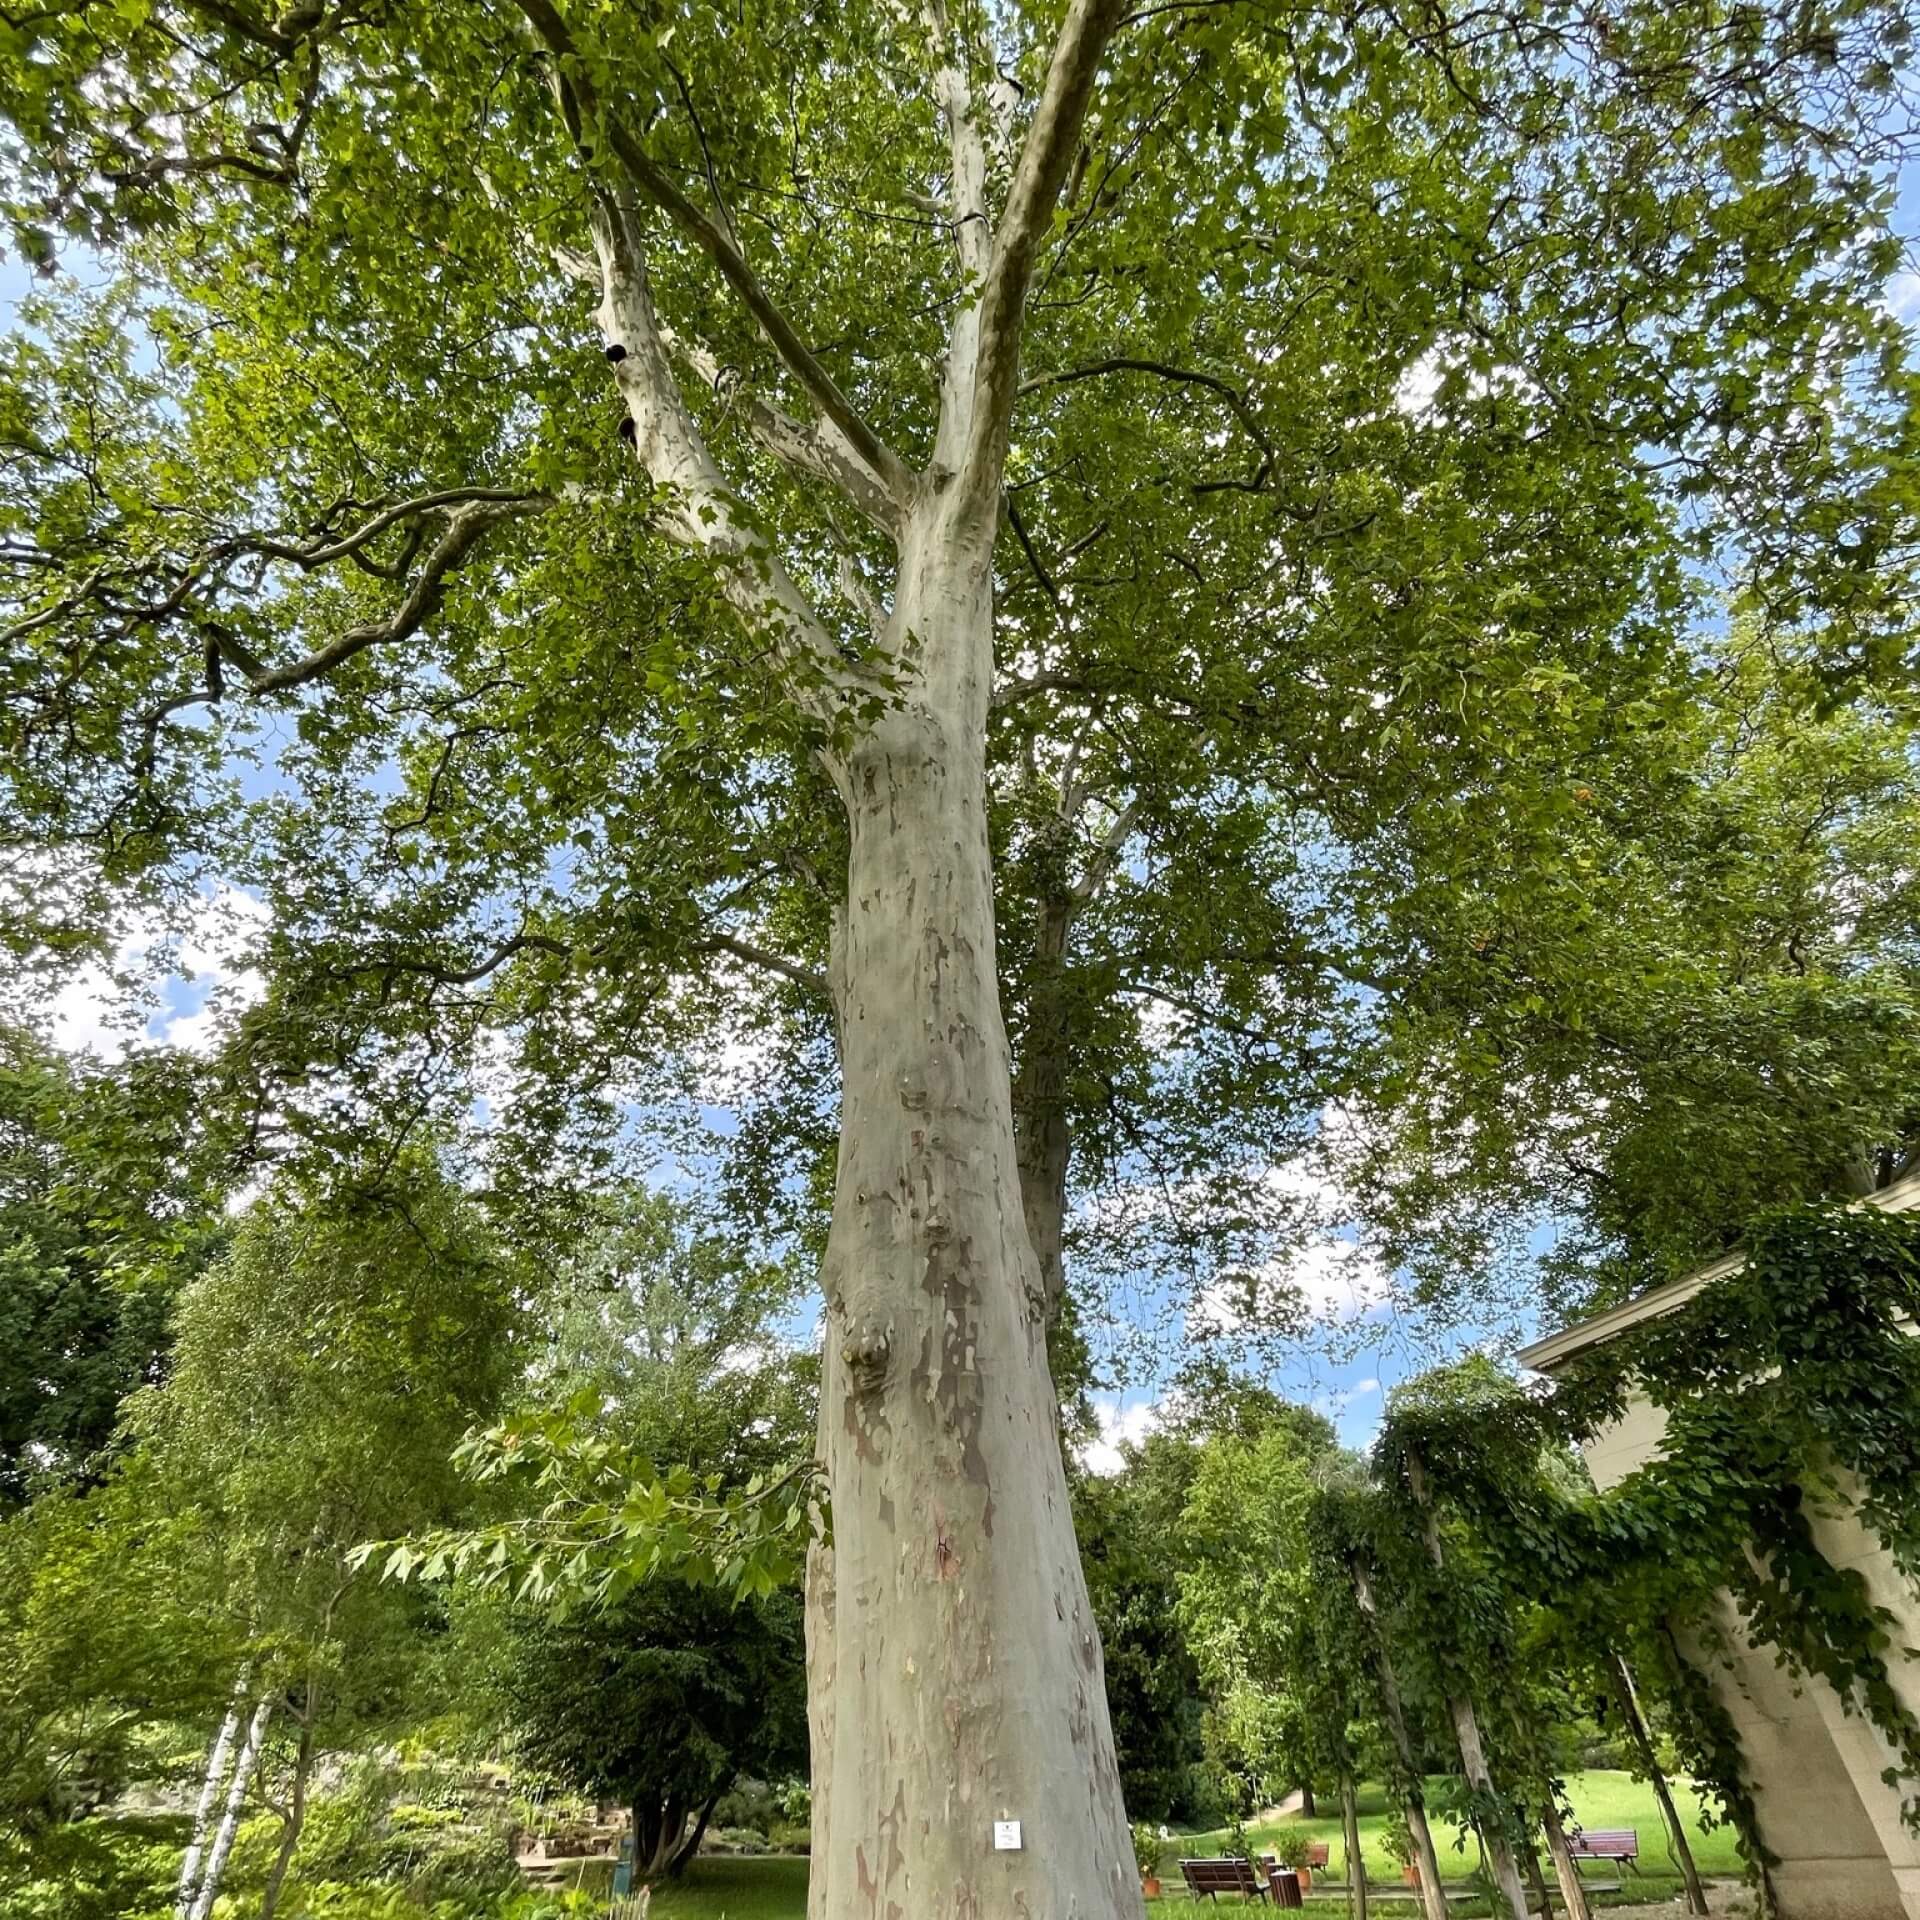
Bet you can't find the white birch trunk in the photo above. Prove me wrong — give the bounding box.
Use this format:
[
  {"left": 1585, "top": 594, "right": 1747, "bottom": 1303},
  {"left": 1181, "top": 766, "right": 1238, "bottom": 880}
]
[
  {"left": 188, "top": 1696, "right": 271, "bottom": 1920},
  {"left": 806, "top": 505, "right": 1139, "bottom": 1918},
  {"left": 176, "top": 1673, "right": 249, "bottom": 1920}
]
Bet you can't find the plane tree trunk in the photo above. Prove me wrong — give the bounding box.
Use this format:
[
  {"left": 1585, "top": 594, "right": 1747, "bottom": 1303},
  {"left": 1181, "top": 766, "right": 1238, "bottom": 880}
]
[{"left": 808, "top": 511, "right": 1138, "bottom": 1919}]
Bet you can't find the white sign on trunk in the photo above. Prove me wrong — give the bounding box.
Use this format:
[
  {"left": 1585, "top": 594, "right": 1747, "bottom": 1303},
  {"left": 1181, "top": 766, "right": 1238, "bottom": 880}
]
[{"left": 993, "top": 1822, "right": 1023, "bottom": 1852}]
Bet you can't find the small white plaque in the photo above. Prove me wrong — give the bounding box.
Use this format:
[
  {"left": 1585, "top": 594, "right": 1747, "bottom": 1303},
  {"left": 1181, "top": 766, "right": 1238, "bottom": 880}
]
[{"left": 993, "top": 1820, "right": 1023, "bottom": 1852}]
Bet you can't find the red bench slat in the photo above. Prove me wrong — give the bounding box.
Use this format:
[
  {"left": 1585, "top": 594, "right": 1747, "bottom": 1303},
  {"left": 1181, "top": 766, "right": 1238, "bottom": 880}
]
[{"left": 1567, "top": 1829, "right": 1638, "bottom": 1861}]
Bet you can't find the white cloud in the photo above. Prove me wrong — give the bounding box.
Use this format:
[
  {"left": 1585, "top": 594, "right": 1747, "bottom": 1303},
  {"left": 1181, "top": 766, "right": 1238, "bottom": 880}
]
[
  {"left": 1078, "top": 1395, "right": 1164, "bottom": 1475},
  {"left": 1189, "top": 1231, "right": 1390, "bottom": 1338},
  {"left": 36, "top": 882, "right": 268, "bottom": 1061},
  {"left": 1886, "top": 270, "right": 1920, "bottom": 321},
  {"left": 1311, "top": 1377, "right": 1381, "bottom": 1420}
]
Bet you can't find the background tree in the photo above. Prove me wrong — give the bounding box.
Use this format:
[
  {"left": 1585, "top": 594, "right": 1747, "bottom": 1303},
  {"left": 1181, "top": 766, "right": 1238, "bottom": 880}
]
[
  {"left": 0, "top": 1026, "right": 221, "bottom": 1507},
  {"left": 126, "top": 1153, "right": 521, "bottom": 1920},
  {"left": 1072, "top": 1465, "right": 1211, "bottom": 1826},
  {"left": 1343, "top": 624, "right": 1920, "bottom": 1318},
  {"left": 1175, "top": 1402, "right": 1340, "bottom": 1818},
  {"left": 480, "top": 1582, "right": 806, "bottom": 1880},
  {"left": 433, "top": 1188, "right": 813, "bottom": 1879}
]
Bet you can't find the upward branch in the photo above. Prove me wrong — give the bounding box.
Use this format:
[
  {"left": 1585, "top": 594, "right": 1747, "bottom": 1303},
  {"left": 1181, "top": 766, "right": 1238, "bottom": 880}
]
[
  {"left": 953, "top": 0, "right": 1125, "bottom": 525},
  {"left": 512, "top": 0, "right": 912, "bottom": 512}
]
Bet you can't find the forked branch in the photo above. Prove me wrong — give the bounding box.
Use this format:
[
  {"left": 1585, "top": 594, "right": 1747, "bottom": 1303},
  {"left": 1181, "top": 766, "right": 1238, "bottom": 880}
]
[
  {"left": 956, "top": 0, "right": 1127, "bottom": 522},
  {"left": 513, "top": 0, "right": 912, "bottom": 509}
]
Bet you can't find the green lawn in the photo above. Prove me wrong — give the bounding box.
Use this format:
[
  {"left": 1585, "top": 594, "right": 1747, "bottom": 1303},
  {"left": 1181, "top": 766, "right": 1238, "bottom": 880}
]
[
  {"left": 20, "top": 1772, "right": 1735, "bottom": 1920},
  {"left": 1146, "top": 1771, "right": 1744, "bottom": 1904},
  {"left": 638, "top": 1855, "right": 811, "bottom": 1917},
  {"left": 562, "top": 1772, "right": 1738, "bottom": 1917}
]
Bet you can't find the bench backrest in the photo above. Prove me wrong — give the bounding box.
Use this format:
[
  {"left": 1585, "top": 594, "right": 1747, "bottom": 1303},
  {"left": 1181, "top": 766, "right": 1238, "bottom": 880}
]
[
  {"left": 1568, "top": 1829, "right": 1638, "bottom": 1858},
  {"left": 1183, "top": 1857, "right": 1263, "bottom": 1895},
  {"left": 1263, "top": 1844, "right": 1331, "bottom": 1870}
]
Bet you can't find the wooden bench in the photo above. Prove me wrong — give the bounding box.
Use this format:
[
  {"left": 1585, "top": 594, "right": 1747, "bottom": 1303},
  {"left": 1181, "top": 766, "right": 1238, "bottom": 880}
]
[
  {"left": 1181, "top": 1857, "right": 1271, "bottom": 1901},
  {"left": 1568, "top": 1829, "right": 1638, "bottom": 1871},
  {"left": 1566, "top": 1829, "right": 1637, "bottom": 1894}
]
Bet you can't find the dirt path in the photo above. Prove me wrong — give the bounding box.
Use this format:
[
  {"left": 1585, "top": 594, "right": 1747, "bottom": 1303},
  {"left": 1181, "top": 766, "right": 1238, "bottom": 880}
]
[{"left": 1254, "top": 1790, "right": 1306, "bottom": 1823}]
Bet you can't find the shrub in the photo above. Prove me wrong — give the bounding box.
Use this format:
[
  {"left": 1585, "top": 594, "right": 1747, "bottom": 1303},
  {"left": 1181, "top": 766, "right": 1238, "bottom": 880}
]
[
  {"left": 711, "top": 1779, "right": 779, "bottom": 1835},
  {"left": 702, "top": 1825, "right": 772, "bottom": 1855},
  {"left": 1130, "top": 1820, "right": 1163, "bottom": 1879},
  {"left": 0, "top": 1816, "right": 183, "bottom": 1920}
]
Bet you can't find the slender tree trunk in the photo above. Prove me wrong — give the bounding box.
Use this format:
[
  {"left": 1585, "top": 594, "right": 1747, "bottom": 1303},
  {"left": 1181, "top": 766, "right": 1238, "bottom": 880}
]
[
  {"left": 1523, "top": 1841, "right": 1554, "bottom": 1919},
  {"left": 807, "top": 516, "right": 1138, "bottom": 1919},
  {"left": 1301, "top": 1782, "right": 1317, "bottom": 1818},
  {"left": 666, "top": 1788, "right": 723, "bottom": 1877},
  {"left": 1537, "top": 1794, "right": 1592, "bottom": 1920},
  {"left": 1609, "top": 1651, "right": 1707, "bottom": 1916},
  {"left": 177, "top": 1671, "right": 249, "bottom": 1920},
  {"left": 258, "top": 1691, "right": 316, "bottom": 1920},
  {"left": 189, "top": 1697, "right": 271, "bottom": 1920},
  {"left": 1350, "top": 1563, "right": 1447, "bottom": 1920},
  {"left": 1443, "top": 1691, "right": 1529, "bottom": 1920},
  {"left": 1340, "top": 1771, "right": 1369, "bottom": 1920},
  {"left": 1402, "top": 1450, "right": 1529, "bottom": 1920}
]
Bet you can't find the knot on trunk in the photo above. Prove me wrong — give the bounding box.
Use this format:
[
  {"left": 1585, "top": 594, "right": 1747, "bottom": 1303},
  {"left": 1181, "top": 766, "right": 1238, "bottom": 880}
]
[{"left": 842, "top": 1321, "right": 892, "bottom": 1396}]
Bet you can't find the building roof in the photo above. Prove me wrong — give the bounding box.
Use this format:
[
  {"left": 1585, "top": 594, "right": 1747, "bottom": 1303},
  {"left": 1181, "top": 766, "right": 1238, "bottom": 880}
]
[{"left": 1516, "top": 1171, "right": 1920, "bottom": 1376}]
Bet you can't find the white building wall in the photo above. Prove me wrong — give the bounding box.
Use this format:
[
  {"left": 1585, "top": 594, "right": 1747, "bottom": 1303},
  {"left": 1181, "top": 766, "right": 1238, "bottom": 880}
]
[{"left": 1576, "top": 1394, "right": 1919, "bottom": 1920}]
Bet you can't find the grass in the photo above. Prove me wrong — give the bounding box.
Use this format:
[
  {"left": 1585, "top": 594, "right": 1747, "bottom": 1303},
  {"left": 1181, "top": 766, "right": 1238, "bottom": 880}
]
[
  {"left": 1144, "top": 1770, "right": 1745, "bottom": 1907},
  {"left": 549, "top": 1770, "right": 1740, "bottom": 1917},
  {"left": 20, "top": 1771, "right": 1734, "bottom": 1920},
  {"left": 640, "top": 1855, "right": 811, "bottom": 1917}
]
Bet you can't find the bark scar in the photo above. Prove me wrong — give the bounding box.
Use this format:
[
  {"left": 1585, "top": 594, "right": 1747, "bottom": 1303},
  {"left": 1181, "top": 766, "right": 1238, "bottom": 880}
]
[{"left": 844, "top": 1320, "right": 893, "bottom": 1396}]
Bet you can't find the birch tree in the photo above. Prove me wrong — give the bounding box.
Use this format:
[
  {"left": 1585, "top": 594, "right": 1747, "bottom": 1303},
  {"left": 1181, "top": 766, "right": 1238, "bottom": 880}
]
[{"left": 3, "top": 0, "right": 1919, "bottom": 1910}]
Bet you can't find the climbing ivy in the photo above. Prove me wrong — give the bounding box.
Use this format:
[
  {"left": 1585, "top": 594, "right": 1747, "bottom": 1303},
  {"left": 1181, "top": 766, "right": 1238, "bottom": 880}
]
[{"left": 1567, "top": 1205, "right": 1920, "bottom": 1825}]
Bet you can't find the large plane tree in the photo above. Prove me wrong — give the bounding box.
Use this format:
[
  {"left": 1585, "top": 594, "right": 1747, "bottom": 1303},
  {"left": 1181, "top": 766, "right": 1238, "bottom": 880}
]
[{"left": 2, "top": 0, "right": 1916, "bottom": 1908}]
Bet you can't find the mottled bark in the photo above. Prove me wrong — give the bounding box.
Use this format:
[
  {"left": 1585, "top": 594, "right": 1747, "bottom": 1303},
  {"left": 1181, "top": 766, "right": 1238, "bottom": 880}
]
[
  {"left": 807, "top": 514, "right": 1138, "bottom": 1918},
  {"left": 1608, "top": 1651, "right": 1707, "bottom": 1916}
]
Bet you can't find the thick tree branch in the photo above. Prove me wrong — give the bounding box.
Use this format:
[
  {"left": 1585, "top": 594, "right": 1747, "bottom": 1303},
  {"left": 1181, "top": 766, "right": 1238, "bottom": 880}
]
[
  {"left": 662, "top": 328, "right": 902, "bottom": 536},
  {"left": 907, "top": 0, "right": 997, "bottom": 474},
  {"left": 706, "top": 932, "right": 828, "bottom": 996},
  {"left": 955, "top": 0, "right": 1125, "bottom": 522},
  {"left": 513, "top": 0, "right": 911, "bottom": 507},
  {"left": 1018, "top": 356, "right": 1275, "bottom": 492},
  {"left": 585, "top": 196, "right": 865, "bottom": 734},
  {"left": 243, "top": 498, "right": 546, "bottom": 693}
]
